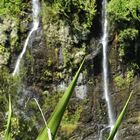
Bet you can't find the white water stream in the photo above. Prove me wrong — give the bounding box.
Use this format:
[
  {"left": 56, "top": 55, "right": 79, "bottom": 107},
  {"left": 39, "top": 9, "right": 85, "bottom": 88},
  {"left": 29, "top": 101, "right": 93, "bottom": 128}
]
[
  {"left": 101, "top": 0, "right": 115, "bottom": 137},
  {"left": 12, "top": 0, "right": 40, "bottom": 76}
]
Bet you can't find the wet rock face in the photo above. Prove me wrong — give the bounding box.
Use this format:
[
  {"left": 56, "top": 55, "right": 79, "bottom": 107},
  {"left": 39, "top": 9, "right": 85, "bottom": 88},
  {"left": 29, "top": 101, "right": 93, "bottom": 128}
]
[
  {"left": 91, "top": 0, "right": 103, "bottom": 38},
  {"left": 107, "top": 6, "right": 140, "bottom": 140},
  {"left": 22, "top": 1, "right": 108, "bottom": 139},
  {"left": 22, "top": 0, "right": 110, "bottom": 139},
  {"left": 0, "top": 16, "right": 19, "bottom": 68},
  {"left": 1, "top": 0, "right": 140, "bottom": 139},
  {"left": 25, "top": 0, "right": 97, "bottom": 90},
  {"left": 110, "top": 37, "right": 140, "bottom": 140}
]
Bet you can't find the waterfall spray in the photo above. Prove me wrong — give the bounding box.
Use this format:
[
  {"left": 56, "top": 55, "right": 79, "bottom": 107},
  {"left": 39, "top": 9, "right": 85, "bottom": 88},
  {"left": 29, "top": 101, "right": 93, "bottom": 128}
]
[
  {"left": 102, "top": 0, "right": 115, "bottom": 129},
  {"left": 100, "top": 0, "right": 116, "bottom": 139},
  {"left": 12, "top": 0, "right": 40, "bottom": 76}
]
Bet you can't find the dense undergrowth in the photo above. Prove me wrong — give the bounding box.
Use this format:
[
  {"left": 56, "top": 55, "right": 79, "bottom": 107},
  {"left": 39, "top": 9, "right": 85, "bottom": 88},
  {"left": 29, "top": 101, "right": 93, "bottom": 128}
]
[{"left": 108, "top": 0, "right": 140, "bottom": 73}]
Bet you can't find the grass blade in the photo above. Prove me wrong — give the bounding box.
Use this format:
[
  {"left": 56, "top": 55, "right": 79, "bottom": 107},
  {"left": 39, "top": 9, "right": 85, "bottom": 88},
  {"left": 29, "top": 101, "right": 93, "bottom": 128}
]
[
  {"left": 36, "top": 57, "right": 85, "bottom": 140},
  {"left": 33, "top": 98, "right": 52, "bottom": 140},
  {"left": 107, "top": 91, "right": 133, "bottom": 140},
  {"left": 5, "top": 94, "right": 12, "bottom": 140}
]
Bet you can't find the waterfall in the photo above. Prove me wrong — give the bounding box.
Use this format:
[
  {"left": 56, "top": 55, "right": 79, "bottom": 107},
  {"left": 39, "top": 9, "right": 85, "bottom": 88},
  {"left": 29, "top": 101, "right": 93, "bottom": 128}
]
[
  {"left": 12, "top": 0, "right": 40, "bottom": 76},
  {"left": 102, "top": 0, "right": 115, "bottom": 134}
]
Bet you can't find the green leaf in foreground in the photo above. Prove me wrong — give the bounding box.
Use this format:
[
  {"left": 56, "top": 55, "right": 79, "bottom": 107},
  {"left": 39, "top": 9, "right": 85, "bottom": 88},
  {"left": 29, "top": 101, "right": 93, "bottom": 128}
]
[
  {"left": 36, "top": 57, "right": 85, "bottom": 140},
  {"left": 107, "top": 91, "right": 133, "bottom": 140},
  {"left": 5, "top": 95, "right": 12, "bottom": 140}
]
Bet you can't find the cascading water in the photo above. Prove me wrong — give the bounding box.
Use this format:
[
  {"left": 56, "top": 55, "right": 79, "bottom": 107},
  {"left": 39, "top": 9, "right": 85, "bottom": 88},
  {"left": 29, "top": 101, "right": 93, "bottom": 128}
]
[
  {"left": 12, "top": 0, "right": 40, "bottom": 133},
  {"left": 100, "top": 0, "right": 115, "bottom": 138},
  {"left": 12, "top": 0, "right": 40, "bottom": 76}
]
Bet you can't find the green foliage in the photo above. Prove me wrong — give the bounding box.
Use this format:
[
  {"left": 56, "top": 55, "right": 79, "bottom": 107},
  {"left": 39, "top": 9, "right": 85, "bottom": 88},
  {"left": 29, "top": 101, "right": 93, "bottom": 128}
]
[
  {"left": 58, "top": 100, "right": 85, "bottom": 137},
  {"left": 126, "top": 70, "right": 134, "bottom": 84},
  {"left": 107, "top": 91, "right": 133, "bottom": 140},
  {"left": 11, "top": 117, "right": 20, "bottom": 137},
  {"left": 0, "top": 0, "right": 22, "bottom": 16},
  {"left": 0, "top": 68, "right": 11, "bottom": 116},
  {"left": 114, "top": 69, "right": 134, "bottom": 89},
  {"left": 118, "top": 28, "right": 138, "bottom": 43},
  {"left": 60, "top": 123, "right": 77, "bottom": 136},
  {"left": 42, "top": 0, "right": 96, "bottom": 32},
  {"left": 62, "top": 0, "right": 96, "bottom": 30},
  {"left": 114, "top": 75, "right": 125, "bottom": 88},
  {"left": 43, "top": 91, "right": 61, "bottom": 109},
  {"left": 0, "top": 45, "right": 10, "bottom": 66},
  {"left": 5, "top": 95, "right": 12, "bottom": 140},
  {"left": 0, "top": 68, "right": 12, "bottom": 95},
  {"left": 108, "top": 0, "right": 140, "bottom": 23},
  {"left": 37, "top": 57, "right": 85, "bottom": 140},
  {"left": 0, "top": 45, "right": 5, "bottom": 53},
  {"left": 108, "top": 0, "right": 140, "bottom": 70},
  {"left": 62, "top": 104, "right": 82, "bottom": 124},
  {"left": 118, "top": 28, "right": 138, "bottom": 57}
]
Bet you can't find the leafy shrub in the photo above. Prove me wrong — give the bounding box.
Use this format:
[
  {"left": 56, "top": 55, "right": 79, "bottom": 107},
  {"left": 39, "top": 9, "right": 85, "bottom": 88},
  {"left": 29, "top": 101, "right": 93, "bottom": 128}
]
[
  {"left": 114, "top": 70, "right": 134, "bottom": 89},
  {"left": 42, "top": 0, "right": 96, "bottom": 34},
  {"left": 108, "top": 0, "right": 140, "bottom": 24},
  {"left": 0, "top": 0, "right": 23, "bottom": 16},
  {"left": 118, "top": 28, "right": 138, "bottom": 57}
]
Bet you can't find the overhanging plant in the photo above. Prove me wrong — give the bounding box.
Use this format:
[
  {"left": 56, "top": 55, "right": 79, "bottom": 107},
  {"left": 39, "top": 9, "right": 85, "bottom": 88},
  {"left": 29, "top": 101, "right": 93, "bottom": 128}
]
[
  {"left": 3, "top": 57, "right": 133, "bottom": 140},
  {"left": 36, "top": 57, "right": 85, "bottom": 140}
]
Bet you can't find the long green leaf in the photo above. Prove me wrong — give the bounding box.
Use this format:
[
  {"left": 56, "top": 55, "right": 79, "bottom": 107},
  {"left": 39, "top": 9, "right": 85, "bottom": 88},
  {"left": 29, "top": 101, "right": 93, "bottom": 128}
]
[
  {"left": 107, "top": 91, "right": 133, "bottom": 140},
  {"left": 36, "top": 57, "right": 85, "bottom": 140},
  {"left": 5, "top": 94, "right": 12, "bottom": 140}
]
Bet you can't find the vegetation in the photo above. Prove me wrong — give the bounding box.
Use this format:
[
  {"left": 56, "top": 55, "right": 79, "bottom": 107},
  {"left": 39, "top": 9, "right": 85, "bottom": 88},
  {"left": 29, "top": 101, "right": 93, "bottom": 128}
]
[
  {"left": 0, "top": 0, "right": 21, "bottom": 16},
  {"left": 43, "top": 0, "right": 96, "bottom": 31},
  {"left": 0, "top": 0, "right": 140, "bottom": 139},
  {"left": 5, "top": 95, "right": 12, "bottom": 140},
  {"left": 3, "top": 76, "right": 133, "bottom": 140},
  {"left": 118, "top": 28, "right": 138, "bottom": 57},
  {"left": 107, "top": 91, "right": 133, "bottom": 140},
  {"left": 114, "top": 69, "right": 134, "bottom": 89},
  {"left": 37, "top": 58, "right": 85, "bottom": 140},
  {"left": 108, "top": 0, "right": 140, "bottom": 23},
  {"left": 2, "top": 58, "right": 85, "bottom": 140},
  {"left": 108, "top": 0, "right": 140, "bottom": 70}
]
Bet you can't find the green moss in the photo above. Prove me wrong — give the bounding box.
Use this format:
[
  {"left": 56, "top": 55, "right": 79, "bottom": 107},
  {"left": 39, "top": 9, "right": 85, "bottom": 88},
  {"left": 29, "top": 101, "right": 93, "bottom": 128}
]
[
  {"left": 58, "top": 100, "right": 86, "bottom": 138},
  {"left": 11, "top": 117, "right": 20, "bottom": 136},
  {"left": 114, "top": 69, "right": 134, "bottom": 89},
  {"left": 62, "top": 46, "right": 72, "bottom": 66},
  {"left": 54, "top": 72, "right": 64, "bottom": 80},
  {"left": 60, "top": 123, "right": 78, "bottom": 136},
  {"left": 0, "top": 45, "right": 10, "bottom": 66},
  {"left": 62, "top": 103, "right": 83, "bottom": 124},
  {"left": 41, "top": 0, "right": 96, "bottom": 44},
  {"left": 47, "top": 58, "right": 53, "bottom": 67},
  {"left": 44, "top": 70, "right": 52, "bottom": 77},
  {"left": 0, "top": 45, "right": 5, "bottom": 53},
  {"left": 42, "top": 91, "right": 63, "bottom": 112}
]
